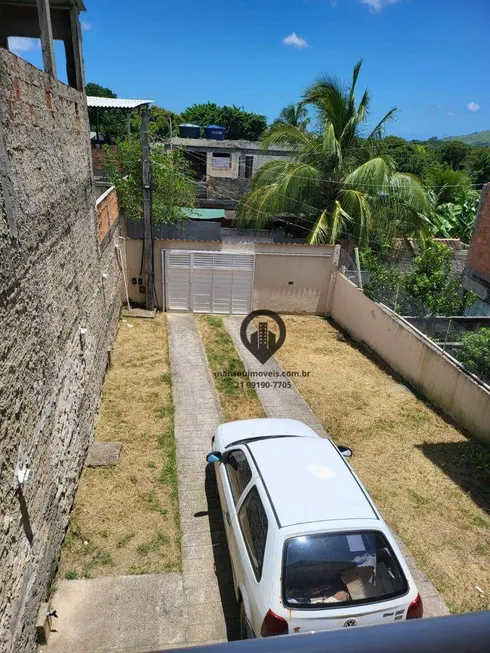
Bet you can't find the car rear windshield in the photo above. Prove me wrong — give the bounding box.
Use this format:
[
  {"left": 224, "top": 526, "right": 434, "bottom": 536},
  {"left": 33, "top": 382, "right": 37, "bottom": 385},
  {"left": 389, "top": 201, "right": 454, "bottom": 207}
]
[{"left": 283, "top": 531, "right": 408, "bottom": 609}]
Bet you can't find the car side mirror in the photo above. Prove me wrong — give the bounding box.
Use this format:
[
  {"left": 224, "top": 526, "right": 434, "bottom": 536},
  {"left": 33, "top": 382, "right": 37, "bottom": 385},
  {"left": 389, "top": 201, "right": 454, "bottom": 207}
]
[
  {"left": 206, "top": 451, "right": 222, "bottom": 463},
  {"left": 338, "top": 445, "right": 353, "bottom": 458}
]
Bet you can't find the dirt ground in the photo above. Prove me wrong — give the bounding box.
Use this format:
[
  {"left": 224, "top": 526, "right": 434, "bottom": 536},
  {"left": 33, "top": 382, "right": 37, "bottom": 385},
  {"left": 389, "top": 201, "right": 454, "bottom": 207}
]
[
  {"left": 57, "top": 314, "right": 180, "bottom": 580},
  {"left": 275, "top": 316, "right": 489, "bottom": 613}
]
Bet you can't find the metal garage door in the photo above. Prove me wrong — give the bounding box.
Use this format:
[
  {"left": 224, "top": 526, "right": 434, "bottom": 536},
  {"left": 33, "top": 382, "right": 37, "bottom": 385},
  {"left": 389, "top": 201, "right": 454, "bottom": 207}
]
[{"left": 164, "top": 250, "right": 254, "bottom": 314}]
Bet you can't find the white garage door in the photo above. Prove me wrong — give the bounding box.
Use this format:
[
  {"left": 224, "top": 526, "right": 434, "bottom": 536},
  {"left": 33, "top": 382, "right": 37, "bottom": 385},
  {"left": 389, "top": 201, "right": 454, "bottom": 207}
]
[{"left": 164, "top": 250, "right": 254, "bottom": 314}]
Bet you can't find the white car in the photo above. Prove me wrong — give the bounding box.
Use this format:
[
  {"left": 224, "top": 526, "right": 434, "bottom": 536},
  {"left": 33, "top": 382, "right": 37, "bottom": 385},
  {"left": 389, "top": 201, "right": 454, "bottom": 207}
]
[{"left": 206, "top": 418, "right": 422, "bottom": 639}]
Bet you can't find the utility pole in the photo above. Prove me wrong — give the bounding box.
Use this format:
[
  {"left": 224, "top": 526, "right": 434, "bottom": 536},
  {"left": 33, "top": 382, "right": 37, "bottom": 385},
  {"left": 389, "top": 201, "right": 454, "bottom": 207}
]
[{"left": 141, "top": 104, "right": 154, "bottom": 311}]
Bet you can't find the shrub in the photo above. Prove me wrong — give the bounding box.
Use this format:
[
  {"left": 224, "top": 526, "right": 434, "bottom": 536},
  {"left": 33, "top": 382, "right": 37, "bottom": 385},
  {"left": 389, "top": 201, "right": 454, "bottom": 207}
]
[{"left": 458, "top": 328, "right": 490, "bottom": 383}]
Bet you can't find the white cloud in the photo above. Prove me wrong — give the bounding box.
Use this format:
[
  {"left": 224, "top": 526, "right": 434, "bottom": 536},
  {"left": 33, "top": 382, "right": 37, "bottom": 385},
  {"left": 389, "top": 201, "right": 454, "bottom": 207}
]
[
  {"left": 447, "top": 111, "right": 455, "bottom": 116},
  {"left": 466, "top": 101, "right": 480, "bottom": 113},
  {"left": 360, "top": 0, "right": 403, "bottom": 11},
  {"left": 8, "top": 37, "right": 40, "bottom": 53},
  {"left": 81, "top": 21, "right": 92, "bottom": 32},
  {"left": 283, "top": 32, "right": 308, "bottom": 48}
]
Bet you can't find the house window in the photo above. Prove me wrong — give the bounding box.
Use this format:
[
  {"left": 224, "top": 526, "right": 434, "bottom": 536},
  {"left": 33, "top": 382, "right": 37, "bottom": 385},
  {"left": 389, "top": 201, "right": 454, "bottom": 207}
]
[
  {"left": 211, "top": 153, "right": 232, "bottom": 169},
  {"left": 245, "top": 155, "right": 254, "bottom": 179}
]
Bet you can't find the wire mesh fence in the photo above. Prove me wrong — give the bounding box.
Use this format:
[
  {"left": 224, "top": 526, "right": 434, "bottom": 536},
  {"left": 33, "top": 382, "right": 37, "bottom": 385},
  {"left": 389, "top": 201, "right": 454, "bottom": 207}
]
[{"left": 338, "top": 243, "right": 490, "bottom": 387}]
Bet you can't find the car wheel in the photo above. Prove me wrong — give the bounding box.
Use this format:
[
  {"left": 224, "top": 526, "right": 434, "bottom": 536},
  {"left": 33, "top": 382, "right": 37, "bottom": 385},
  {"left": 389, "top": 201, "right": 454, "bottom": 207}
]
[{"left": 239, "top": 602, "right": 248, "bottom": 640}]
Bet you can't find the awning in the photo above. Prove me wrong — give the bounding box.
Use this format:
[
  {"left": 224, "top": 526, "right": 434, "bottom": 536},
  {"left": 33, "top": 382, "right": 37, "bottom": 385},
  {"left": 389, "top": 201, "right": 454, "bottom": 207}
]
[
  {"left": 183, "top": 208, "right": 225, "bottom": 220},
  {"left": 86, "top": 97, "right": 153, "bottom": 109}
]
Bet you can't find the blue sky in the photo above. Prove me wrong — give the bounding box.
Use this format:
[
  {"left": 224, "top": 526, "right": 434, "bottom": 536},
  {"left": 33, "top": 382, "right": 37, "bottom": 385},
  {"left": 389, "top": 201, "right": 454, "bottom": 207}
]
[{"left": 9, "top": 0, "right": 490, "bottom": 140}]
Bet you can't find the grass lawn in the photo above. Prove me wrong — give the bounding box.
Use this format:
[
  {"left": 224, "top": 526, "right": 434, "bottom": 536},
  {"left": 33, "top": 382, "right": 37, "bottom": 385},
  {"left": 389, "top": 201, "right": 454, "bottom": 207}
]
[
  {"left": 275, "top": 316, "right": 489, "bottom": 613},
  {"left": 58, "top": 314, "right": 180, "bottom": 580},
  {"left": 196, "top": 315, "right": 265, "bottom": 422}
]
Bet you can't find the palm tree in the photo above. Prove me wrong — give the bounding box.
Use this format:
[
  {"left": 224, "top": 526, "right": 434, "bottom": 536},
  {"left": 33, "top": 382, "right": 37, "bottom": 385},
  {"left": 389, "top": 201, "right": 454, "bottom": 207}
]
[
  {"left": 273, "top": 103, "right": 310, "bottom": 131},
  {"left": 239, "top": 61, "right": 430, "bottom": 245}
]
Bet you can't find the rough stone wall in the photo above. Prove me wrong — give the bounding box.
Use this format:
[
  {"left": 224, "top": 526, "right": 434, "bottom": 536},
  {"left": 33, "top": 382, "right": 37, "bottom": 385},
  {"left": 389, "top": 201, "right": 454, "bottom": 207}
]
[{"left": 0, "top": 51, "right": 121, "bottom": 653}]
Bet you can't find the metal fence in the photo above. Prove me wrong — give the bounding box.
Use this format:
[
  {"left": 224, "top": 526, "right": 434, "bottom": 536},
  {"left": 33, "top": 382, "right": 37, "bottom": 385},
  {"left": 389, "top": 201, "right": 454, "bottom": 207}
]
[{"left": 338, "top": 245, "right": 490, "bottom": 387}]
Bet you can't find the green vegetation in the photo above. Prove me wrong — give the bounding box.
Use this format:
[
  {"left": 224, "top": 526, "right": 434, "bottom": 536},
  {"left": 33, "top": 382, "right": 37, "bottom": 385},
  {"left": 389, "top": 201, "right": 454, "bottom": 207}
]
[
  {"left": 270, "top": 103, "right": 310, "bottom": 132},
  {"left": 239, "top": 61, "right": 430, "bottom": 245},
  {"left": 441, "top": 130, "right": 490, "bottom": 147},
  {"left": 180, "top": 102, "right": 267, "bottom": 140},
  {"left": 361, "top": 240, "right": 474, "bottom": 316},
  {"left": 428, "top": 189, "right": 480, "bottom": 245},
  {"left": 196, "top": 316, "right": 265, "bottom": 422},
  {"left": 86, "top": 82, "right": 127, "bottom": 139},
  {"left": 458, "top": 328, "right": 490, "bottom": 383},
  {"left": 103, "top": 139, "right": 196, "bottom": 225}
]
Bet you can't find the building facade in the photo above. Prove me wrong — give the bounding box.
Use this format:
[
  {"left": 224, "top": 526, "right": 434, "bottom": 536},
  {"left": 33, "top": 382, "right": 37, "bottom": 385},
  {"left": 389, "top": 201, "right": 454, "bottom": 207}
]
[
  {"left": 464, "top": 184, "right": 490, "bottom": 315},
  {"left": 166, "top": 137, "right": 294, "bottom": 207}
]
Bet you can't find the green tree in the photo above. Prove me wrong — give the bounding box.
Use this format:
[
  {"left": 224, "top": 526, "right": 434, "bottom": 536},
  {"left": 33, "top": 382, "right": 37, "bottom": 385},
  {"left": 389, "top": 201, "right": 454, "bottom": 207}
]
[
  {"left": 436, "top": 140, "right": 471, "bottom": 170},
  {"left": 404, "top": 241, "right": 468, "bottom": 315},
  {"left": 464, "top": 148, "right": 490, "bottom": 185},
  {"left": 272, "top": 103, "right": 310, "bottom": 131},
  {"left": 380, "top": 136, "right": 437, "bottom": 179},
  {"left": 85, "top": 82, "right": 127, "bottom": 139},
  {"left": 180, "top": 102, "right": 267, "bottom": 140},
  {"left": 131, "top": 105, "right": 182, "bottom": 139},
  {"left": 458, "top": 328, "right": 490, "bottom": 383},
  {"left": 361, "top": 240, "right": 474, "bottom": 316},
  {"left": 425, "top": 166, "right": 471, "bottom": 204},
  {"left": 238, "top": 61, "right": 430, "bottom": 245},
  {"left": 103, "top": 139, "right": 196, "bottom": 225}
]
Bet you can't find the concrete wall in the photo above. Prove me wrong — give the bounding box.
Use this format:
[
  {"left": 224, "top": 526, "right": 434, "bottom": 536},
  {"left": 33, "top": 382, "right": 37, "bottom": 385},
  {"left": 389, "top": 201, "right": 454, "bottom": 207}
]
[
  {"left": 123, "top": 238, "right": 221, "bottom": 309},
  {"left": 206, "top": 150, "right": 238, "bottom": 179},
  {"left": 331, "top": 273, "right": 490, "bottom": 442},
  {"left": 253, "top": 245, "right": 336, "bottom": 315},
  {"left": 123, "top": 238, "right": 336, "bottom": 315},
  {"left": 0, "top": 50, "right": 122, "bottom": 653}
]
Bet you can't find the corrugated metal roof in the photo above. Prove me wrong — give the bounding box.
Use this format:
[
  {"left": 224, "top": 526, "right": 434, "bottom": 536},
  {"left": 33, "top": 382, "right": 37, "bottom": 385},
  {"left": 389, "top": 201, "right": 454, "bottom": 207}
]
[
  {"left": 126, "top": 220, "right": 222, "bottom": 242},
  {"left": 183, "top": 208, "right": 225, "bottom": 220},
  {"left": 86, "top": 97, "right": 153, "bottom": 109}
]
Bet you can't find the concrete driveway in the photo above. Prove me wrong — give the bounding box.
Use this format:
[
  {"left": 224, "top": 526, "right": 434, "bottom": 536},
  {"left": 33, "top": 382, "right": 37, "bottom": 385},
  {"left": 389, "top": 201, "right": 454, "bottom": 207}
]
[{"left": 41, "top": 574, "right": 185, "bottom": 653}]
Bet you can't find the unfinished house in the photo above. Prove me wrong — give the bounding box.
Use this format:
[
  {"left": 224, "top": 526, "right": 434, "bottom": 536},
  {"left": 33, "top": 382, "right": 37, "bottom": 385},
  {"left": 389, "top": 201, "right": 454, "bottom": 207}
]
[
  {"left": 0, "top": 2, "right": 122, "bottom": 651},
  {"left": 166, "top": 136, "right": 294, "bottom": 209}
]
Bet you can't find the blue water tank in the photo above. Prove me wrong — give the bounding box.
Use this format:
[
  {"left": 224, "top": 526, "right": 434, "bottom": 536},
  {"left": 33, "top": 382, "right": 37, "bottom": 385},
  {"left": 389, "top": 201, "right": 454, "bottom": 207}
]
[
  {"left": 204, "top": 125, "right": 226, "bottom": 140},
  {"left": 179, "top": 123, "right": 201, "bottom": 139}
]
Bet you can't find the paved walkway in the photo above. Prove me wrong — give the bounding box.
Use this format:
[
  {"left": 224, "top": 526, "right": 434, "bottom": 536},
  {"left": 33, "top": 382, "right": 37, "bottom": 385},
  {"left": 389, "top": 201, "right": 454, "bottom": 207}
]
[
  {"left": 224, "top": 317, "right": 327, "bottom": 436},
  {"left": 167, "top": 314, "right": 239, "bottom": 646},
  {"left": 223, "top": 316, "right": 449, "bottom": 619},
  {"left": 41, "top": 574, "right": 185, "bottom": 653}
]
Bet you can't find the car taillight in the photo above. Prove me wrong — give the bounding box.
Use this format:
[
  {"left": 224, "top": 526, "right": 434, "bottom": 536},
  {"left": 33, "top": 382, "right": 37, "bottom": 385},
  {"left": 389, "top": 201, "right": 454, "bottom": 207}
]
[
  {"left": 407, "top": 593, "right": 423, "bottom": 619},
  {"left": 260, "top": 609, "right": 289, "bottom": 637}
]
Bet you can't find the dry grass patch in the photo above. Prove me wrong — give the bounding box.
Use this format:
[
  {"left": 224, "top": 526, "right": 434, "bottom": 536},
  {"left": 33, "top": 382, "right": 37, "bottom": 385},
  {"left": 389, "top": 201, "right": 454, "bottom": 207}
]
[
  {"left": 58, "top": 314, "right": 180, "bottom": 579},
  {"left": 275, "top": 316, "right": 489, "bottom": 613},
  {"left": 196, "top": 315, "right": 265, "bottom": 422}
]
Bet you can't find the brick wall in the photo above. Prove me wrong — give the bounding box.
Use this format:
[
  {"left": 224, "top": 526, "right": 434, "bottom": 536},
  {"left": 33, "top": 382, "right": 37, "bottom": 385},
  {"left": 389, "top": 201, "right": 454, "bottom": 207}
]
[
  {"left": 97, "top": 185, "right": 119, "bottom": 246},
  {"left": 0, "top": 50, "right": 122, "bottom": 653},
  {"left": 465, "top": 184, "right": 490, "bottom": 301}
]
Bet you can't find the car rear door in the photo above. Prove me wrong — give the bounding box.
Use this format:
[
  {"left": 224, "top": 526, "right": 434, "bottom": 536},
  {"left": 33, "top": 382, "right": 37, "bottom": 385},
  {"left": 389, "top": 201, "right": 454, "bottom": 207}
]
[
  {"left": 217, "top": 448, "right": 255, "bottom": 582},
  {"left": 233, "top": 482, "right": 275, "bottom": 637}
]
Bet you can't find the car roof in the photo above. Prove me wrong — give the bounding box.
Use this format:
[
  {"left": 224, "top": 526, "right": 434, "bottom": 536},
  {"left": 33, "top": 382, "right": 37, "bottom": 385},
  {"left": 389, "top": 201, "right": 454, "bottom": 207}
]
[
  {"left": 220, "top": 418, "right": 319, "bottom": 448},
  {"left": 246, "top": 437, "right": 377, "bottom": 527}
]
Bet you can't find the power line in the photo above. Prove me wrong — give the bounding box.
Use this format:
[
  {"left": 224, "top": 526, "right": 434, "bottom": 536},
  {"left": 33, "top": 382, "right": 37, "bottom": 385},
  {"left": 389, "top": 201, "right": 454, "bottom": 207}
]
[
  {"left": 206, "top": 184, "right": 317, "bottom": 233},
  {"left": 168, "top": 143, "right": 486, "bottom": 190}
]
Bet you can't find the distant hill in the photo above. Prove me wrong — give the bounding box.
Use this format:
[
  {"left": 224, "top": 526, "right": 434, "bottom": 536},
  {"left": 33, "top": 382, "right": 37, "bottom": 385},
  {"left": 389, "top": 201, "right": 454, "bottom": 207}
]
[{"left": 442, "top": 130, "right": 490, "bottom": 146}]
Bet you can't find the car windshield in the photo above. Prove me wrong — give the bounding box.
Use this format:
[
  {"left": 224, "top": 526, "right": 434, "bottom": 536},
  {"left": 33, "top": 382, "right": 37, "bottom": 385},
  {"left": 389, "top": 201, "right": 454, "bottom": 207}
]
[{"left": 283, "top": 531, "right": 408, "bottom": 609}]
